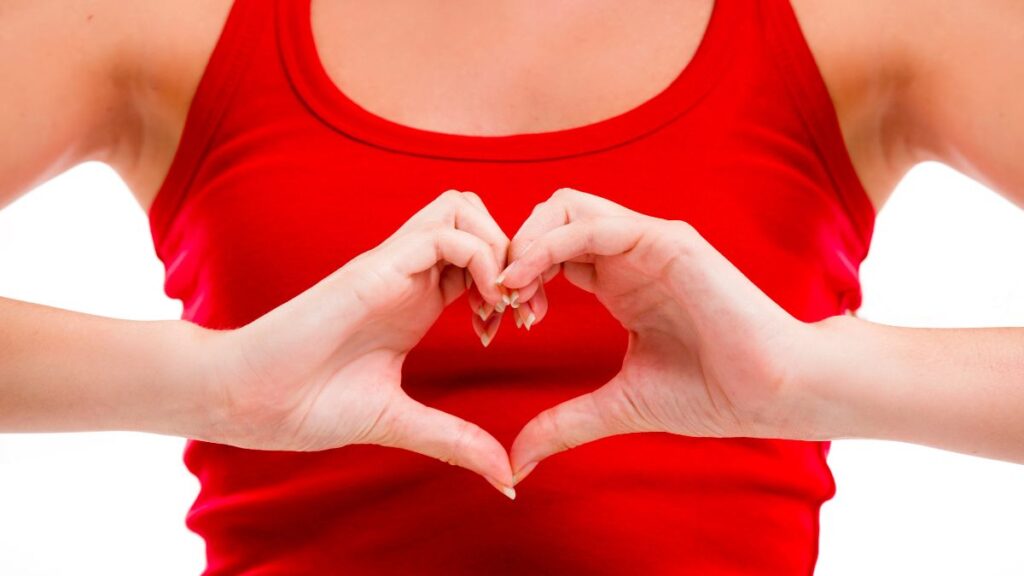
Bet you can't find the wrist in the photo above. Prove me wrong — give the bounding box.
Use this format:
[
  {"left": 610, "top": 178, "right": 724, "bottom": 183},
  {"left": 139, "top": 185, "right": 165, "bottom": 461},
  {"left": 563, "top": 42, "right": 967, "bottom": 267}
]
[
  {"left": 790, "top": 312, "right": 869, "bottom": 442},
  {"left": 185, "top": 322, "right": 272, "bottom": 446},
  {"left": 159, "top": 320, "right": 232, "bottom": 443}
]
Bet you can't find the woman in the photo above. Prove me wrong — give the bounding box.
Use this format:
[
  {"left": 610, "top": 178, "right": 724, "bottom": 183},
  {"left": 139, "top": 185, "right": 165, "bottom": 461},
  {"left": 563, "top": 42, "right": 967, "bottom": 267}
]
[{"left": 2, "top": 0, "right": 1021, "bottom": 573}]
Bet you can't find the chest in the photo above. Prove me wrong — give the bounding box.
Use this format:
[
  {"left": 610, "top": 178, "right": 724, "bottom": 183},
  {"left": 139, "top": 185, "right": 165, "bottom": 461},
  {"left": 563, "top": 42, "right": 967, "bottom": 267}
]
[{"left": 311, "top": 0, "right": 713, "bottom": 135}]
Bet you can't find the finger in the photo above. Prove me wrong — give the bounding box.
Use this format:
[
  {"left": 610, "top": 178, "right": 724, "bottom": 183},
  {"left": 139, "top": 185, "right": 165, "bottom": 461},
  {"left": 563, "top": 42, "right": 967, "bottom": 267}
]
[
  {"left": 507, "top": 277, "right": 542, "bottom": 307},
  {"left": 512, "top": 282, "right": 547, "bottom": 330},
  {"left": 466, "top": 275, "right": 503, "bottom": 346},
  {"left": 502, "top": 263, "right": 560, "bottom": 311},
  {"left": 472, "top": 308, "right": 504, "bottom": 347},
  {"left": 395, "top": 228, "right": 505, "bottom": 304},
  {"left": 393, "top": 189, "right": 490, "bottom": 235},
  {"left": 499, "top": 216, "right": 647, "bottom": 290},
  {"left": 542, "top": 263, "right": 561, "bottom": 283},
  {"left": 509, "top": 264, "right": 557, "bottom": 330},
  {"left": 507, "top": 187, "right": 637, "bottom": 262},
  {"left": 450, "top": 204, "right": 511, "bottom": 306},
  {"left": 465, "top": 282, "right": 493, "bottom": 322},
  {"left": 531, "top": 282, "right": 549, "bottom": 326},
  {"left": 515, "top": 264, "right": 560, "bottom": 320},
  {"left": 562, "top": 261, "right": 598, "bottom": 293},
  {"left": 388, "top": 189, "right": 467, "bottom": 238},
  {"left": 450, "top": 191, "right": 516, "bottom": 307},
  {"left": 509, "top": 380, "right": 638, "bottom": 485},
  {"left": 377, "top": 394, "right": 516, "bottom": 499},
  {"left": 439, "top": 264, "right": 467, "bottom": 307},
  {"left": 450, "top": 191, "right": 509, "bottom": 268},
  {"left": 506, "top": 203, "right": 566, "bottom": 278},
  {"left": 396, "top": 189, "right": 509, "bottom": 279}
]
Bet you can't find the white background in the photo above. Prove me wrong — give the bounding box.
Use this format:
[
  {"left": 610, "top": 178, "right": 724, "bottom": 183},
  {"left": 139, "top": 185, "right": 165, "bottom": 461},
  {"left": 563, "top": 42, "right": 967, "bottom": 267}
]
[{"left": 0, "top": 161, "right": 1022, "bottom": 574}]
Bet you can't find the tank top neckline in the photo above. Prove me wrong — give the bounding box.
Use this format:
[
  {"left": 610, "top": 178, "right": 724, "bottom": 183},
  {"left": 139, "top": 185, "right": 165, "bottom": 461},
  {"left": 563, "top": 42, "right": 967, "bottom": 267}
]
[{"left": 275, "top": 0, "right": 736, "bottom": 161}]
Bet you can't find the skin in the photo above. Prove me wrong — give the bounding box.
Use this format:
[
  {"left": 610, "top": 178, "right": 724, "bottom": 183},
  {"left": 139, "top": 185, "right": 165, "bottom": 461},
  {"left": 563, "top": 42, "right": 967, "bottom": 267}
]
[{"left": 1, "top": 0, "right": 1023, "bottom": 502}]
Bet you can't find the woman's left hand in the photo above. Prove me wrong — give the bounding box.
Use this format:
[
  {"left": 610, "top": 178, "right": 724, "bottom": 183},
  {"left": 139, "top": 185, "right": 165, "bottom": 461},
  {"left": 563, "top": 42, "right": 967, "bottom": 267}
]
[{"left": 498, "top": 188, "right": 819, "bottom": 484}]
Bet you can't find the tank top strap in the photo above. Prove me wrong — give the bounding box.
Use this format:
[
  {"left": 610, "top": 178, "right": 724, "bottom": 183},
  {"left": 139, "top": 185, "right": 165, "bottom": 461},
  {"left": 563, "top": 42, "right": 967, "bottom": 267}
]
[
  {"left": 148, "top": 0, "right": 272, "bottom": 251},
  {"left": 756, "top": 0, "right": 876, "bottom": 250}
]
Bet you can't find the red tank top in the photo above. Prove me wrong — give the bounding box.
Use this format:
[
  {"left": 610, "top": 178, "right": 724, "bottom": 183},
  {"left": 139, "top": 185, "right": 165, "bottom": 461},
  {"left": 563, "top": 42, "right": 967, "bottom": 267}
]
[{"left": 149, "top": 0, "right": 875, "bottom": 573}]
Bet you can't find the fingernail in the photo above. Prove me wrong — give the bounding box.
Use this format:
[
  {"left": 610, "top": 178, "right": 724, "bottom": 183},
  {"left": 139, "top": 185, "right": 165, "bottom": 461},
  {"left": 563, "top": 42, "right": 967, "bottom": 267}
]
[
  {"left": 484, "top": 476, "right": 517, "bottom": 500},
  {"left": 509, "top": 290, "right": 520, "bottom": 308},
  {"left": 476, "top": 302, "right": 494, "bottom": 321},
  {"left": 513, "top": 307, "right": 524, "bottom": 329},
  {"left": 513, "top": 461, "right": 539, "bottom": 485},
  {"left": 496, "top": 262, "right": 517, "bottom": 286},
  {"left": 524, "top": 310, "right": 536, "bottom": 331},
  {"left": 480, "top": 314, "right": 500, "bottom": 348},
  {"left": 495, "top": 299, "right": 507, "bottom": 314}
]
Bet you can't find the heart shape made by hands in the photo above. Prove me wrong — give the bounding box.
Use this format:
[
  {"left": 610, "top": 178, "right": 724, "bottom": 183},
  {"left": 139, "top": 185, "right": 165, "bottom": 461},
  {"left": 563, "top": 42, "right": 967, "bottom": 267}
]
[
  {"left": 434, "top": 187, "right": 808, "bottom": 496},
  {"left": 224, "top": 186, "right": 813, "bottom": 501}
]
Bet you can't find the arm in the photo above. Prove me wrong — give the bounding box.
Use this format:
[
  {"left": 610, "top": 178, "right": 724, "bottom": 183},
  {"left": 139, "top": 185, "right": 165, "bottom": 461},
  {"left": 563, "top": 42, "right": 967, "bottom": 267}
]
[
  {"left": 0, "top": 4, "right": 516, "bottom": 493},
  {"left": 801, "top": 317, "right": 1024, "bottom": 462},
  {"left": 798, "top": 0, "right": 1024, "bottom": 462},
  {"left": 0, "top": 0, "right": 131, "bottom": 210},
  {"left": 0, "top": 298, "right": 221, "bottom": 439},
  {"left": 502, "top": 187, "right": 1024, "bottom": 484},
  {"left": 481, "top": 3, "right": 1024, "bottom": 482},
  {"left": 894, "top": 0, "right": 1024, "bottom": 201},
  {"left": 0, "top": 2, "right": 197, "bottom": 432}
]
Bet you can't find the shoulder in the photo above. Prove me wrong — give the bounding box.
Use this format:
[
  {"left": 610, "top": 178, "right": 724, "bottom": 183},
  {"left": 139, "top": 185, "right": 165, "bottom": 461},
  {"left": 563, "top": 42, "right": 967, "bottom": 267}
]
[
  {"left": 101, "top": 0, "right": 236, "bottom": 205},
  {"left": 786, "top": 0, "right": 919, "bottom": 209},
  {"left": 0, "top": 0, "right": 235, "bottom": 200},
  {"left": 794, "top": 0, "right": 1024, "bottom": 204}
]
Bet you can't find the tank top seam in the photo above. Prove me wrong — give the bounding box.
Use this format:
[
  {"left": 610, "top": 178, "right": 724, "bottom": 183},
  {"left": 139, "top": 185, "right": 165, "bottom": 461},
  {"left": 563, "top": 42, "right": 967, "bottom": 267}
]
[
  {"left": 274, "top": 0, "right": 737, "bottom": 162},
  {"left": 147, "top": 0, "right": 262, "bottom": 262},
  {"left": 758, "top": 0, "right": 876, "bottom": 259}
]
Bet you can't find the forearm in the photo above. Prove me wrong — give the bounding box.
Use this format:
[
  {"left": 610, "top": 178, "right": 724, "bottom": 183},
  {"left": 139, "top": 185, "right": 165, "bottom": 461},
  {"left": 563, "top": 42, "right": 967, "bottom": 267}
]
[
  {"left": 800, "top": 313, "right": 1024, "bottom": 462},
  {"left": 0, "top": 296, "right": 220, "bottom": 440}
]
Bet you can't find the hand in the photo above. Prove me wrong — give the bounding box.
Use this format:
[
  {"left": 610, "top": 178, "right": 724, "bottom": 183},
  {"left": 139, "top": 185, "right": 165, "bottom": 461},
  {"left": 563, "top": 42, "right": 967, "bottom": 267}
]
[
  {"left": 498, "top": 188, "right": 814, "bottom": 484},
  {"left": 205, "top": 189, "right": 517, "bottom": 498}
]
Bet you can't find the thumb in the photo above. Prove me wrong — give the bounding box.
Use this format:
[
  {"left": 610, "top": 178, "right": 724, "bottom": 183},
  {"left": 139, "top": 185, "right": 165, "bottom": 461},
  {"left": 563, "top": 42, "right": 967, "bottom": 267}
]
[
  {"left": 374, "top": 394, "right": 517, "bottom": 500},
  {"left": 509, "top": 379, "right": 639, "bottom": 485}
]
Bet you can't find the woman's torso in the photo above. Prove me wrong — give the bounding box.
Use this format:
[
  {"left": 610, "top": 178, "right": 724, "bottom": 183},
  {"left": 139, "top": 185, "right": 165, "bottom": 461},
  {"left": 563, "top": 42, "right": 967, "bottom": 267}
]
[{"left": 112, "top": 1, "right": 904, "bottom": 573}]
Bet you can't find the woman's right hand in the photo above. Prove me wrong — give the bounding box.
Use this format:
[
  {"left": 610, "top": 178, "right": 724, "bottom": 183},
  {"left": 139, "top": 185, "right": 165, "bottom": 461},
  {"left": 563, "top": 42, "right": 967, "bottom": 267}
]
[{"left": 202, "top": 190, "right": 517, "bottom": 498}]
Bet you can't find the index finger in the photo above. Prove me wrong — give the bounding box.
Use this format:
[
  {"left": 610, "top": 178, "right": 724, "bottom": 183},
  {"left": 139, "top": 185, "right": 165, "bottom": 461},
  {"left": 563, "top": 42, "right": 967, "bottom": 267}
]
[
  {"left": 507, "top": 188, "right": 639, "bottom": 262},
  {"left": 498, "top": 215, "right": 649, "bottom": 290}
]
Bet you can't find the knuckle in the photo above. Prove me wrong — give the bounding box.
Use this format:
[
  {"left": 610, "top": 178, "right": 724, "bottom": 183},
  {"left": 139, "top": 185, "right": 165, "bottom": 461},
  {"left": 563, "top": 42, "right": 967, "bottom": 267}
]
[
  {"left": 437, "top": 189, "right": 465, "bottom": 211},
  {"left": 663, "top": 219, "right": 699, "bottom": 254},
  {"left": 551, "top": 187, "right": 580, "bottom": 200},
  {"left": 666, "top": 218, "right": 696, "bottom": 236},
  {"left": 461, "top": 190, "right": 483, "bottom": 204}
]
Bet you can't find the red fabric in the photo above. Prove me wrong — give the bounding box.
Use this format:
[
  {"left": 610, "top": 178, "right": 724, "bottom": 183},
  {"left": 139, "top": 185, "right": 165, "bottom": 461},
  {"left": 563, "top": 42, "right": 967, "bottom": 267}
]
[{"left": 148, "top": 0, "right": 876, "bottom": 573}]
